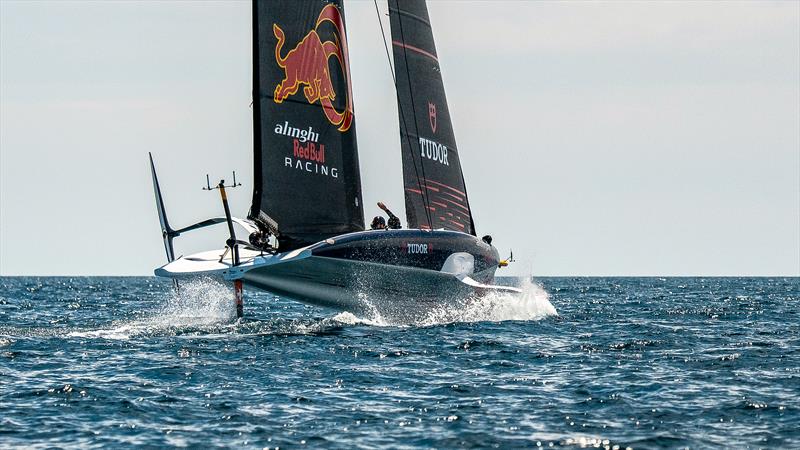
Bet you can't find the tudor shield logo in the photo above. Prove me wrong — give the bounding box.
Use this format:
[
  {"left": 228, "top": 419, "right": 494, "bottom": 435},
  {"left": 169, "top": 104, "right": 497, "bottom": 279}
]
[
  {"left": 428, "top": 102, "right": 437, "bottom": 134},
  {"left": 273, "top": 4, "right": 354, "bottom": 132}
]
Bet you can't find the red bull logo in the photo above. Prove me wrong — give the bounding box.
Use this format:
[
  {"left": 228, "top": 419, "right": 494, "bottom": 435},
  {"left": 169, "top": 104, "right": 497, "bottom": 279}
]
[{"left": 272, "top": 4, "right": 354, "bottom": 132}]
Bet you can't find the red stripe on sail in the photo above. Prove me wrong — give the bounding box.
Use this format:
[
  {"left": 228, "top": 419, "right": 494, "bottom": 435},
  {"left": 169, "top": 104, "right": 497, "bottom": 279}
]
[
  {"left": 422, "top": 178, "right": 466, "bottom": 197},
  {"left": 392, "top": 41, "right": 438, "bottom": 62},
  {"left": 442, "top": 191, "right": 464, "bottom": 202},
  {"left": 431, "top": 200, "right": 448, "bottom": 209},
  {"left": 442, "top": 197, "right": 469, "bottom": 213},
  {"left": 448, "top": 220, "right": 466, "bottom": 229},
  {"left": 405, "top": 188, "right": 423, "bottom": 195}
]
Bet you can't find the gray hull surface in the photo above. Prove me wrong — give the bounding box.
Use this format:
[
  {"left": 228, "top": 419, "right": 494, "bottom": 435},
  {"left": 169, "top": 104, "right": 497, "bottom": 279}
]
[{"left": 243, "top": 255, "right": 485, "bottom": 321}]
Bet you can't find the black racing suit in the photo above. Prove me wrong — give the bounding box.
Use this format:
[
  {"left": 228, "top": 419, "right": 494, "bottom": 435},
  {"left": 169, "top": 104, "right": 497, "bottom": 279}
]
[{"left": 385, "top": 209, "right": 401, "bottom": 230}]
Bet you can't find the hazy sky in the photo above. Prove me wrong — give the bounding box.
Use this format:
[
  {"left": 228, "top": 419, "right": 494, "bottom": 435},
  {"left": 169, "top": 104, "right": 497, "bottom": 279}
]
[{"left": 1, "top": 1, "right": 798, "bottom": 276}]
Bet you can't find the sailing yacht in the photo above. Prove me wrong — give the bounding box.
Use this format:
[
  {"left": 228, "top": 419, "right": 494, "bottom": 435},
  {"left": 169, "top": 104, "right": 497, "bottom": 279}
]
[{"left": 151, "top": 0, "right": 519, "bottom": 319}]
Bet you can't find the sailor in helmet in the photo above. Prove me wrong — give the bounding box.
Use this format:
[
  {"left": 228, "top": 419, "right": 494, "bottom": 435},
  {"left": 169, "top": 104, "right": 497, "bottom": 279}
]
[
  {"left": 370, "top": 215, "right": 386, "bottom": 230},
  {"left": 370, "top": 202, "right": 402, "bottom": 230}
]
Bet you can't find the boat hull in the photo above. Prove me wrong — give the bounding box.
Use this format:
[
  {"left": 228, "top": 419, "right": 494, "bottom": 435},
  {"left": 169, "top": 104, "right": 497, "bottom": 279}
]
[
  {"left": 242, "top": 255, "right": 482, "bottom": 319},
  {"left": 309, "top": 229, "right": 499, "bottom": 281},
  {"left": 156, "top": 229, "right": 510, "bottom": 319},
  {"left": 245, "top": 229, "right": 501, "bottom": 317}
]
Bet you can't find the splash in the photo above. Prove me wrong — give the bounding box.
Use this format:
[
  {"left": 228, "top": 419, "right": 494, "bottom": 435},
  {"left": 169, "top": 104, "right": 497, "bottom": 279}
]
[
  {"left": 417, "top": 278, "right": 557, "bottom": 326},
  {"left": 154, "top": 277, "right": 238, "bottom": 325},
  {"left": 328, "top": 311, "right": 391, "bottom": 327},
  {"left": 69, "top": 277, "right": 237, "bottom": 340},
  {"left": 335, "top": 277, "right": 557, "bottom": 327},
  {"left": 65, "top": 277, "right": 556, "bottom": 338}
]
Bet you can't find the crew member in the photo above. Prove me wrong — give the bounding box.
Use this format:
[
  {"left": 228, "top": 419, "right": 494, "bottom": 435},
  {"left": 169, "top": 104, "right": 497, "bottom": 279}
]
[
  {"left": 378, "top": 202, "right": 402, "bottom": 229},
  {"left": 370, "top": 216, "right": 386, "bottom": 230}
]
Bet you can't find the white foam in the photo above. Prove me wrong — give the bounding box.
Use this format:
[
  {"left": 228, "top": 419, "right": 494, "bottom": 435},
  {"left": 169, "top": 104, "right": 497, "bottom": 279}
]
[
  {"left": 68, "top": 277, "right": 556, "bottom": 338},
  {"left": 69, "top": 277, "right": 237, "bottom": 340},
  {"left": 328, "top": 311, "right": 391, "bottom": 327},
  {"left": 417, "top": 278, "right": 557, "bottom": 326},
  {"left": 156, "top": 276, "right": 237, "bottom": 325},
  {"left": 331, "top": 278, "right": 557, "bottom": 327}
]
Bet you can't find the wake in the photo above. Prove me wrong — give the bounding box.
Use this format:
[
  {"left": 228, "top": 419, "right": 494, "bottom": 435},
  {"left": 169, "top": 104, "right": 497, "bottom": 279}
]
[
  {"left": 67, "top": 277, "right": 557, "bottom": 339},
  {"left": 339, "top": 278, "right": 558, "bottom": 327}
]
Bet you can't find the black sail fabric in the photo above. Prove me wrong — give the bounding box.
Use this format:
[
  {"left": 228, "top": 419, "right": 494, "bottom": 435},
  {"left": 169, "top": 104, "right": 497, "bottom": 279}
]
[
  {"left": 389, "top": 0, "right": 475, "bottom": 235},
  {"left": 249, "top": 0, "right": 364, "bottom": 250}
]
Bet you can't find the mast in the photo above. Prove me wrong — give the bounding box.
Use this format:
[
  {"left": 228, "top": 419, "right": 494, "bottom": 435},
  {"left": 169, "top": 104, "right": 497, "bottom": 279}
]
[
  {"left": 388, "top": 0, "right": 476, "bottom": 235},
  {"left": 248, "top": 0, "right": 364, "bottom": 250}
]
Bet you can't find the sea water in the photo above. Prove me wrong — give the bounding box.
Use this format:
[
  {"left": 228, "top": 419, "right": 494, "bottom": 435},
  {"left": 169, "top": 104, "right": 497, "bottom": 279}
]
[{"left": 0, "top": 277, "right": 798, "bottom": 448}]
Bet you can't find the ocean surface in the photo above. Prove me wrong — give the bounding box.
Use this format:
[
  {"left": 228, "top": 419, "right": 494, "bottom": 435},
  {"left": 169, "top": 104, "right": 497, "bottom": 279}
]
[{"left": 1, "top": 276, "right": 798, "bottom": 449}]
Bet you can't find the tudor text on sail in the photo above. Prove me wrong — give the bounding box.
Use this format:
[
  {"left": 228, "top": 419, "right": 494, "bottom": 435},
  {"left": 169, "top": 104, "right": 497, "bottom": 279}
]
[{"left": 419, "top": 137, "right": 449, "bottom": 166}]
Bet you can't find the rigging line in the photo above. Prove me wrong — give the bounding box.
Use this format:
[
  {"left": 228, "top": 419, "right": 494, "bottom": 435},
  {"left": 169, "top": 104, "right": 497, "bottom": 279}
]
[
  {"left": 383, "top": 1, "right": 432, "bottom": 228},
  {"left": 250, "top": 0, "right": 264, "bottom": 220},
  {"left": 374, "top": 0, "right": 395, "bottom": 83},
  {"left": 392, "top": 1, "right": 434, "bottom": 228}
]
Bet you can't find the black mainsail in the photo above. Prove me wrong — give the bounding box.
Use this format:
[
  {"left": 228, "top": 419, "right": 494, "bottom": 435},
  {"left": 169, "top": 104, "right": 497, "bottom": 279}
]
[
  {"left": 249, "top": 0, "right": 364, "bottom": 250},
  {"left": 389, "top": 0, "right": 475, "bottom": 235}
]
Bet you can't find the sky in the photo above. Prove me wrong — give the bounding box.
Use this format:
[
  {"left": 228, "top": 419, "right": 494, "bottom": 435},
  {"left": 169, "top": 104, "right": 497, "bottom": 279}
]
[{"left": 1, "top": 0, "right": 798, "bottom": 276}]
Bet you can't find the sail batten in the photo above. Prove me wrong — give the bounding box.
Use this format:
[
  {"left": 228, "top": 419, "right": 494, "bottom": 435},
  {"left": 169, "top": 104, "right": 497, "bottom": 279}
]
[
  {"left": 389, "top": 0, "right": 476, "bottom": 235},
  {"left": 249, "top": 0, "right": 364, "bottom": 250}
]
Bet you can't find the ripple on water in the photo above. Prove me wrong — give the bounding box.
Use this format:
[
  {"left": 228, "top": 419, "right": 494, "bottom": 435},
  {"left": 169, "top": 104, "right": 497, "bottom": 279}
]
[{"left": 0, "top": 276, "right": 798, "bottom": 448}]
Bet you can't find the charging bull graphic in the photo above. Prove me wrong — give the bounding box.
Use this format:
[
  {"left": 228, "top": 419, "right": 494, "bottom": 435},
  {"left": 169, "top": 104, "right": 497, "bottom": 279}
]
[{"left": 273, "top": 4, "right": 354, "bottom": 132}]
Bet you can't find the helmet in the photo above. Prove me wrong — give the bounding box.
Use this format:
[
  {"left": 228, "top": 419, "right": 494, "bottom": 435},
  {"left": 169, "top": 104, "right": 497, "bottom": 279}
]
[{"left": 370, "top": 216, "right": 386, "bottom": 230}]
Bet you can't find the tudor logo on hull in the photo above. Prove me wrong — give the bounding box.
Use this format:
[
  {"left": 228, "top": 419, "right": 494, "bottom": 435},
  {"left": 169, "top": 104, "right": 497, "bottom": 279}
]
[{"left": 406, "top": 243, "right": 431, "bottom": 254}]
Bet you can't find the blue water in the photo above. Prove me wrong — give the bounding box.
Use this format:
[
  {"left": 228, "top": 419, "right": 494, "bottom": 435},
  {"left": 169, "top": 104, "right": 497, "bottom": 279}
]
[{"left": 1, "top": 277, "right": 798, "bottom": 448}]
